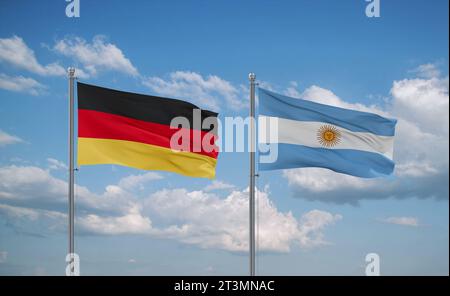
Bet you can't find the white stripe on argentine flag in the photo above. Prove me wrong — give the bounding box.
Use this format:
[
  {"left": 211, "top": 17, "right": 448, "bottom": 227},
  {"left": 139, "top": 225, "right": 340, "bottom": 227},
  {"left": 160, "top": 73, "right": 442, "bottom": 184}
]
[
  {"left": 258, "top": 88, "right": 397, "bottom": 178},
  {"left": 259, "top": 116, "right": 395, "bottom": 159}
]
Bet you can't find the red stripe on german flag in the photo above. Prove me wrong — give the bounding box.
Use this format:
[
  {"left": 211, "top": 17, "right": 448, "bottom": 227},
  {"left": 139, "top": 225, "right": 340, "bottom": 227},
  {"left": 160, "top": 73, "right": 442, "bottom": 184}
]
[{"left": 77, "top": 83, "right": 219, "bottom": 179}]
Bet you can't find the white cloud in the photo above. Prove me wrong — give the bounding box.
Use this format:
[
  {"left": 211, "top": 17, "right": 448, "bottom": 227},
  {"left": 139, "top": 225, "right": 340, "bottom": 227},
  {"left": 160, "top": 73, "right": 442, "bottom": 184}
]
[
  {"left": 144, "top": 188, "right": 341, "bottom": 252},
  {"left": 0, "top": 36, "right": 65, "bottom": 76},
  {"left": 0, "top": 202, "right": 150, "bottom": 237},
  {"left": 0, "top": 129, "right": 23, "bottom": 146},
  {"left": 204, "top": 180, "right": 236, "bottom": 192},
  {"left": 283, "top": 168, "right": 375, "bottom": 193},
  {"left": 77, "top": 205, "right": 152, "bottom": 235},
  {"left": 0, "top": 203, "right": 66, "bottom": 232},
  {"left": 280, "top": 65, "right": 449, "bottom": 203},
  {"left": 395, "top": 162, "right": 439, "bottom": 178},
  {"left": 297, "top": 210, "right": 343, "bottom": 247},
  {"left": 410, "top": 63, "right": 441, "bottom": 79},
  {"left": 0, "top": 164, "right": 341, "bottom": 253},
  {"left": 53, "top": 35, "right": 138, "bottom": 77},
  {"left": 388, "top": 66, "right": 448, "bottom": 180},
  {"left": 0, "top": 251, "right": 7, "bottom": 263},
  {"left": 393, "top": 119, "right": 448, "bottom": 175},
  {"left": 117, "top": 172, "right": 163, "bottom": 191},
  {"left": 297, "top": 84, "right": 387, "bottom": 116},
  {"left": 391, "top": 75, "right": 449, "bottom": 135},
  {"left": 0, "top": 165, "right": 67, "bottom": 204},
  {"left": 283, "top": 81, "right": 302, "bottom": 98},
  {"left": 380, "top": 216, "right": 420, "bottom": 227},
  {"left": 0, "top": 165, "right": 137, "bottom": 215},
  {"left": 0, "top": 73, "right": 46, "bottom": 95},
  {"left": 142, "top": 71, "right": 243, "bottom": 111},
  {"left": 46, "top": 158, "right": 67, "bottom": 171},
  {"left": 0, "top": 203, "right": 41, "bottom": 220}
]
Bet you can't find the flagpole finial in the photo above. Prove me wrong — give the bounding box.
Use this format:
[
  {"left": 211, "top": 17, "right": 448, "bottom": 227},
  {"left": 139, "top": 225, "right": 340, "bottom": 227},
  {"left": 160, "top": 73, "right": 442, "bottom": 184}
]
[
  {"left": 68, "top": 67, "right": 75, "bottom": 78},
  {"left": 249, "top": 72, "right": 256, "bottom": 81}
]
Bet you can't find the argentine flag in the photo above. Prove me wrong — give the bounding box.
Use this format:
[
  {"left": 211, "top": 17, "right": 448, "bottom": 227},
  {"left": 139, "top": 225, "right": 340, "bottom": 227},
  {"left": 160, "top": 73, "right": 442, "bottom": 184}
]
[{"left": 258, "top": 88, "right": 397, "bottom": 178}]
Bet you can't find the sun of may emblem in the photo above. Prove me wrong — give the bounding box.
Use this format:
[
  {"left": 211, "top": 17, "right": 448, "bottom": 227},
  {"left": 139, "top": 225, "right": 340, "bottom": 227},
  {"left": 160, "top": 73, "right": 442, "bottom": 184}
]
[{"left": 317, "top": 124, "right": 341, "bottom": 148}]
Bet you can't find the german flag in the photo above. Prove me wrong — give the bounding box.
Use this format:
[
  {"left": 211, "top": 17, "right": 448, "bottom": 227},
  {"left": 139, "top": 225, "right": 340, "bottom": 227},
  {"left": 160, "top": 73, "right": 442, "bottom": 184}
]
[{"left": 77, "top": 82, "right": 219, "bottom": 178}]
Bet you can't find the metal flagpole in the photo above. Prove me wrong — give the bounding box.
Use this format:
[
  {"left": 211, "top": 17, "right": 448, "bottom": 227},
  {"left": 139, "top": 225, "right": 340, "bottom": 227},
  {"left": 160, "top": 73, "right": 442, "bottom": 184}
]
[
  {"left": 249, "top": 73, "right": 256, "bottom": 276},
  {"left": 68, "top": 67, "right": 75, "bottom": 276}
]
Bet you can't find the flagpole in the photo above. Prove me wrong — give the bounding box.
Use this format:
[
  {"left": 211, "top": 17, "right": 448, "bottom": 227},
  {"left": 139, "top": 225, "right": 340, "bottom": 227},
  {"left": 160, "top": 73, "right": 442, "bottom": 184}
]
[
  {"left": 249, "top": 72, "right": 256, "bottom": 276},
  {"left": 68, "top": 67, "right": 75, "bottom": 276}
]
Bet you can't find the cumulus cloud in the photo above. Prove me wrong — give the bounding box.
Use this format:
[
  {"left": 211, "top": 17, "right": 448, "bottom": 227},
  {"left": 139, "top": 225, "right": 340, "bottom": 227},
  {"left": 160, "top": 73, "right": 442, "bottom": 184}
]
[
  {"left": 0, "top": 203, "right": 67, "bottom": 236},
  {"left": 204, "top": 180, "right": 236, "bottom": 192},
  {"left": 391, "top": 75, "right": 449, "bottom": 135},
  {"left": 297, "top": 209, "right": 343, "bottom": 247},
  {"left": 0, "top": 165, "right": 137, "bottom": 215},
  {"left": 142, "top": 71, "right": 243, "bottom": 111},
  {"left": 0, "top": 73, "right": 46, "bottom": 95},
  {"left": 283, "top": 81, "right": 302, "bottom": 98},
  {"left": 0, "top": 36, "right": 65, "bottom": 76},
  {"left": 410, "top": 63, "right": 441, "bottom": 79},
  {"left": 289, "top": 84, "right": 388, "bottom": 116},
  {"left": 0, "top": 203, "right": 65, "bottom": 222},
  {"left": 0, "top": 164, "right": 341, "bottom": 253},
  {"left": 78, "top": 205, "right": 153, "bottom": 235},
  {"left": 117, "top": 172, "right": 163, "bottom": 191},
  {"left": 284, "top": 168, "right": 374, "bottom": 193},
  {"left": 280, "top": 64, "right": 449, "bottom": 204},
  {"left": 379, "top": 216, "right": 420, "bottom": 227},
  {"left": 1, "top": 36, "right": 249, "bottom": 108},
  {"left": 285, "top": 168, "right": 447, "bottom": 205},
  {"left": 53, "top": 35, "right": 138, "bottom": 77},
  {"left": 0, "top": 202, "right": 151, "bottom": 237},
  {"left": 0, "top": 165, "right": 67, "bottom": 205},
  {"left": 145, "top": 187, "right": 342, "bottom": 252},
  {"left": 0, "top": 129, "right": 23, "bottom": 146},
  {"left": 46, "top": 158, "right": 67, "bottom": 171}
]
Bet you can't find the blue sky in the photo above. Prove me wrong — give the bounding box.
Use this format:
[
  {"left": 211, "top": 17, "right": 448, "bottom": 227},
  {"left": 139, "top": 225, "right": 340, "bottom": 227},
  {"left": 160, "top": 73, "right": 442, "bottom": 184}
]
[{"left": 0, "top": 0, "right": 448, "bottom": 275}]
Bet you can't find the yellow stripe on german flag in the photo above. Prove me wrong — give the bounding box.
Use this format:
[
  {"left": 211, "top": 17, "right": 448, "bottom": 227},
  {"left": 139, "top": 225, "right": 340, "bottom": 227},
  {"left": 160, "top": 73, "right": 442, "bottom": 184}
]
[
  {"left": 78, "top": 138, "right": 217, "bottom": 178},
  {"left": 77, "top": 82, "right": 219, "bottom": 179}
]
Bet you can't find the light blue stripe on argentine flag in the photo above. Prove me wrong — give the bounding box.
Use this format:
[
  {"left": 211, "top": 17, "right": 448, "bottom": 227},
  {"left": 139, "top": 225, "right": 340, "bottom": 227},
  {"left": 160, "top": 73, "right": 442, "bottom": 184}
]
[{"left": 258, "top": 88, "right": 397, "bottom": 178}]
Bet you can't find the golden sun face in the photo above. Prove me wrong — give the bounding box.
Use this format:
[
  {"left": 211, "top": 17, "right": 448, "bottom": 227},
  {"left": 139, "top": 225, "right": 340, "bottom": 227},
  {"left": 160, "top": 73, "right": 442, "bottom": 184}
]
[{"left": 317, "top": 124, "right": 341, "bottom": 148}]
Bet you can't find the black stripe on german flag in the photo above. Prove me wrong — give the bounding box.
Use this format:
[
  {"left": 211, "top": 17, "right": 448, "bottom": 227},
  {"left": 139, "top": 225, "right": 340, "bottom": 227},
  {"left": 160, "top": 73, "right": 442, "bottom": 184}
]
[
  {"left": 78, "top": 82, "right": 218, "bottom": 134},
  {"left": 77, "top": 82, "right": 219, "bottom": 179}
]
